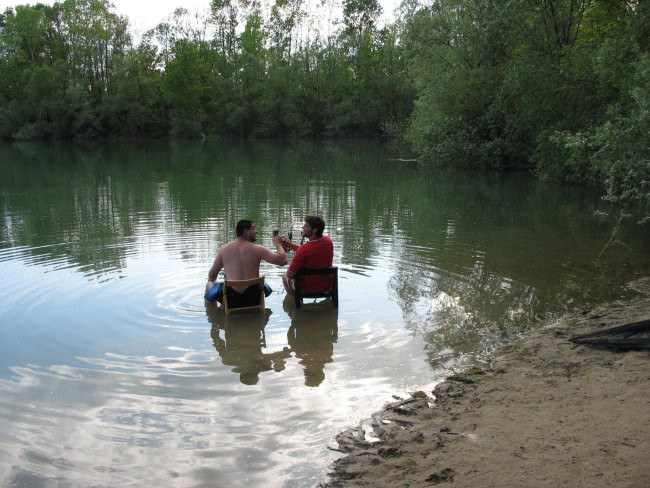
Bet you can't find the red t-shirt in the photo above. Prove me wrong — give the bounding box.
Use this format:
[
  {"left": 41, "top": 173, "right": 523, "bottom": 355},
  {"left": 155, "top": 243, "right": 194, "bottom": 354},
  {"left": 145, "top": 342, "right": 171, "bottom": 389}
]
[{"left": 289, "top": 236, "right": 334, "bottom": 293}]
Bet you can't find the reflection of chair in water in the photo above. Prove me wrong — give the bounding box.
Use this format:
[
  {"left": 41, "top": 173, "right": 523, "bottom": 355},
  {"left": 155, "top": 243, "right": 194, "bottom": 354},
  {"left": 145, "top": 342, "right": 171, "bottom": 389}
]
[
  {"left": 223, "top": 276, "right": 266, "bottom": 315},
  {"left": 286, "top": 305, "right": 339, "bottom": 387},
  {"left": 294, "top": 266, "right": 338, "bottom": 309},
  {"left": 206, "top": 304, "right": 290, "bottom": 385}
]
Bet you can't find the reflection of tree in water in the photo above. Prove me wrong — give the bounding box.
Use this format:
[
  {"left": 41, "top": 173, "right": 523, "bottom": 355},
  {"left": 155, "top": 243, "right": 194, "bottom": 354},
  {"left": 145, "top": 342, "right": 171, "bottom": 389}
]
[
  {"left": 380, "top": 170, "right": 650, "bottom": 369},
  {"left": 207, "top": 306, "right": 291, "bottom": 385},
  {"left": 389, "top": 208, "right": 646, "bottom": 369},
  {"left": 285, "top": 303, "right": 338, "bottom": 387},
  {"left": 0, "top": 141, "right": 398, "bottom": 280},
  {"left": 390, "top": 256, "right": 539, "bottom": 369},
  {"left": 4, "top": 140, "right": 647, "bottom": 311}
]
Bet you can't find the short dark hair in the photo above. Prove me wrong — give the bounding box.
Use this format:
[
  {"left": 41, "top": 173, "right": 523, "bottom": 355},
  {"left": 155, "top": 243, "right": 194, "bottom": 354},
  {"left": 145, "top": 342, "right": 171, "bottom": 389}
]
[
  {"left": 236, "top": 219, "right": 254, "bottom": 237},
  {"left": 305, "top": 215, "right": 325, "bottom": 236}
]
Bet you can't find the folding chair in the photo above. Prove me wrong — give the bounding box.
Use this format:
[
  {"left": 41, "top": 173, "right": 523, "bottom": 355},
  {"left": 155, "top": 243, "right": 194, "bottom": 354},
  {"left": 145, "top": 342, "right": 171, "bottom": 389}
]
[
  {"left": 223, "top": 276, "right": 266, "bottom": 315},
  {"left": 294, "top": 266, "right": 338, "bottom": 309}
]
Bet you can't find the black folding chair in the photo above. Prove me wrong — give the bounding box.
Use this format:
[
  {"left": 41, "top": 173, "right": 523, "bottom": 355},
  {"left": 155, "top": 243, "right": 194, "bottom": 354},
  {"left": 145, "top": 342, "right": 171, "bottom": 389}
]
[{"left": 294, "top": 266, "right": 338, "bottom": 309}]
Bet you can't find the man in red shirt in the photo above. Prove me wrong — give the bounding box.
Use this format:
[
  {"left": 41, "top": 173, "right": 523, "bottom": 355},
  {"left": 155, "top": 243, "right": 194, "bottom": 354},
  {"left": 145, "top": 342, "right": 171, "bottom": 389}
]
[{"left": 282, "top": 215, "right": 334, "bottom": 296}]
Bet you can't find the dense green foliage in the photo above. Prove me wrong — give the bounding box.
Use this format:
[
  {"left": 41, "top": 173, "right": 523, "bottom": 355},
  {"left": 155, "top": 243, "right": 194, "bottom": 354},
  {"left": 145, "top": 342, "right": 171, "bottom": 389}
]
[
  {"left": 402, "top": 0, "right": 649, "bottom": 218},
  {"left": 0, "top": 0, "right": 647, "bottom": 216},
  {"left": 0, "top": 0, "right": 413, "bottom": 140}
]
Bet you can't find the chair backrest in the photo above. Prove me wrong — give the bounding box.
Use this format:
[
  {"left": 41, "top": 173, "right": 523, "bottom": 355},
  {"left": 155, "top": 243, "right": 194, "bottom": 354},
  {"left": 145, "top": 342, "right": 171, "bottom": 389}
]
[
  {"left": 294, "top": 266, "right": 338, "bottom": 309},
  {"left": 223, "top": 276, "right": 266, "bottom": 315}
]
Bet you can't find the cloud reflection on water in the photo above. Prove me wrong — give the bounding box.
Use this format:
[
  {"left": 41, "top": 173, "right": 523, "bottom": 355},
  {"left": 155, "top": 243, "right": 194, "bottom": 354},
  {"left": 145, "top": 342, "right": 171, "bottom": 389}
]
[{"left": 0, "top": 349, "right": 342, "bottom": 487}]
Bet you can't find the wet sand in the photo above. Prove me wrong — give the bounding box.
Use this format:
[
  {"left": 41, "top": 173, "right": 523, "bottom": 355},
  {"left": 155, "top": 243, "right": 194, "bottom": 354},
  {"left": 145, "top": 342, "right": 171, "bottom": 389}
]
[{"left": 321, "top": 278, "right": 650, "bottom": 488}]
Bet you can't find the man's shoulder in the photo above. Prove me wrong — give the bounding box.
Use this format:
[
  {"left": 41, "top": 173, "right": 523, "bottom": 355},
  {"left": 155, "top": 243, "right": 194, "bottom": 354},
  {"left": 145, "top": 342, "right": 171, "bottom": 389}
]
[
  {"left": 220, "top": 239, "right": 242, "bottom": 250},
  {"left": 297, "top": 236, "right": 332, "bottom": 255},
  {"left": 221, "top": 239, "right": 259, "bottom": 252},
  {"left": 318, "top": 235, "right": 333, "bottom": 248},
  {"left": 245, "top": 241, "right": 271, "bottom": 257},
  {"left": 219, "top": 240, "right": 234, "bottom": 251}
]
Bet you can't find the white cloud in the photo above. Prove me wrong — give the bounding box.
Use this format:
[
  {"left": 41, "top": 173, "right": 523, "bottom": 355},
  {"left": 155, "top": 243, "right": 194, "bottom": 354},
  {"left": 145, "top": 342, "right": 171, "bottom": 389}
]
[
  {"left": 0, "top": 0, "right": 208, "bottom": 35},
  {"left": 0, "top": 0, "right": 400, "bottom": 40}
]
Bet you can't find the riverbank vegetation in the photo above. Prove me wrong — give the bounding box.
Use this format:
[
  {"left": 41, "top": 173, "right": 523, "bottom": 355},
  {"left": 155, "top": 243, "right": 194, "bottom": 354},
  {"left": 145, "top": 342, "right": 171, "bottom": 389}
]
[{"left": 0, "top": 0, "right": 648, "bottom": 216}]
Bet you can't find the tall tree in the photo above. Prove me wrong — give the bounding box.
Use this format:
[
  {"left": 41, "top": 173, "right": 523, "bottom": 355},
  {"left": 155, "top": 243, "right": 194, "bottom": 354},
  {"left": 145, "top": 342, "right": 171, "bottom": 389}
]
[
  {"left": 342, "top": 0, "right": 382, "bottom": 39},
  {"left": 163, "top": 39, "right": 217, "bottom": 137},
  {"left": 104, "top": 42, "right": 168, "bottom": 137},
  {"left": 2, "top": 4, "right": 49, "bottom": 65},
  {"left": 268, "top": 0, "right": 304, "bottom": 60},
  {"left": 210, "top": 0, "right": 240, "bottom": 59},
  {"left": 60, "top": 0, "right": 131, "bottom": 103}
]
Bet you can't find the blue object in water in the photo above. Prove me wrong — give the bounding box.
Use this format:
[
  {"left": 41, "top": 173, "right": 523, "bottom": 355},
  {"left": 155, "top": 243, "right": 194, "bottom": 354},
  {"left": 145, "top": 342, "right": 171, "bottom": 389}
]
[
  {"left": 204, "top": 281, "right": 273, "bottom": 302},
  {"left": 205, "top": 282, "right": 223, "bottom": 302}
]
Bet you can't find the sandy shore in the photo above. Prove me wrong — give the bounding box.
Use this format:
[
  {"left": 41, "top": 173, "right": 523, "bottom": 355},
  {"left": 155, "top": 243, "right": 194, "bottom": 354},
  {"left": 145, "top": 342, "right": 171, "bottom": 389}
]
[{"left": 321, "top": 278, "right": 650, "bottom": 488}]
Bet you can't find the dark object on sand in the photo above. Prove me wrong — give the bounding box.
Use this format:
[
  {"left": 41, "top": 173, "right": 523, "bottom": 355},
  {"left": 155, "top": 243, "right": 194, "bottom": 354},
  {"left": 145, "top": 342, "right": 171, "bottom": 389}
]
[{"left": 570, "top": 319, "right": 650, "bottom": 350}]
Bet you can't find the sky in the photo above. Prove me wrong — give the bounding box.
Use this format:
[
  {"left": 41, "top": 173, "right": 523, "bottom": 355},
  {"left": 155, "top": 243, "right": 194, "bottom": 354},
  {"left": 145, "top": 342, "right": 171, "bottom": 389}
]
[{"left": 0, "top": 0, "right": 401, "bottom": 39}]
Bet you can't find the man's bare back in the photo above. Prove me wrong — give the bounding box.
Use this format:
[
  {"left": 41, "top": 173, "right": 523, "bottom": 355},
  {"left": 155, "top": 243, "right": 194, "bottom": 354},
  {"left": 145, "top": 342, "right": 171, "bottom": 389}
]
[
  {"left": 218, "top": 239, "right": 265, "bottom": 280},
  {"left": 205, "top": 221, "right": 287, "bottom": 297}
]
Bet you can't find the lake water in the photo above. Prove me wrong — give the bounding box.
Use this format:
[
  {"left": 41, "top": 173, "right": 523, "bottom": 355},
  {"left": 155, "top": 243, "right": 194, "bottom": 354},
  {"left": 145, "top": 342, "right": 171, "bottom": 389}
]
[{"left": 1, "top": 140, "right": 648, "bottom": 487}]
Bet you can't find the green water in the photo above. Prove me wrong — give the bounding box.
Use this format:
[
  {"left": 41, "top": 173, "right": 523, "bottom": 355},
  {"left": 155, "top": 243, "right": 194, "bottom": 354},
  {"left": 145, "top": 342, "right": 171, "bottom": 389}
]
[{"left": 0, "top": 140, "right": 648, "bottom": 487}]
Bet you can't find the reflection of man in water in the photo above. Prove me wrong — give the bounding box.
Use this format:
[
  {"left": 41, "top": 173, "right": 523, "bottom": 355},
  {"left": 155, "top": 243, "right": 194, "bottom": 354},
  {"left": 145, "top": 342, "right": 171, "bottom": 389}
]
[
  {"left": 205, "top": 219, "right": 287, "bottom": 303},
  {"left": 285, "top": 304, "right": 338, "bottom": 387},
  {"left": 208, "top": 312, "right": 291, "bottom": 385}
]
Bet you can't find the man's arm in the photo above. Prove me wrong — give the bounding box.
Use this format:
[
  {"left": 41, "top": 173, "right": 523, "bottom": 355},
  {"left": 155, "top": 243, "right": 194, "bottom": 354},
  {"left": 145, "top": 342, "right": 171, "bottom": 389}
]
[
  {"left": 207, "top": 252, "right": 224, "bottom": 281},
  {"left": 282, "top": 237, "right": 299, "bottom": 252},
  {"left": 259, "top": 235, "right": 288, "bottom": 266},
  {"left": 286, "top": 243, "right": 307, "bottom": 279}
]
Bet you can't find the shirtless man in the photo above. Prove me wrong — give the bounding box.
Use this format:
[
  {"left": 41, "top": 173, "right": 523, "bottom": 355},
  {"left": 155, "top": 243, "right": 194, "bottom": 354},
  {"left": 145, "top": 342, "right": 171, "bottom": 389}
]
[{"left": 204, "top": 219, "right": 287, "bottom": 303}]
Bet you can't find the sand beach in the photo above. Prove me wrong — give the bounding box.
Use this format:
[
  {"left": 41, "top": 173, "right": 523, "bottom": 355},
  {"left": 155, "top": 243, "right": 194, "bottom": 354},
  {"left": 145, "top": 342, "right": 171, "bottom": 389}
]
[{"left": 322, "top": 279, "right": 650, "bottom": 487}]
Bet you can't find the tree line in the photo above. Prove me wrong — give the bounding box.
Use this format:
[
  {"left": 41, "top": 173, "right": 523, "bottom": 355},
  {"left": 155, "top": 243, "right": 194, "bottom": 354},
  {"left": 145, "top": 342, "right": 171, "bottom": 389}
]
[
  {"left": 0, "top": 0, "right": 648, "bottom": 216},
  {"left": 0, "top": 0, "right": 413, "bottom": 140}
]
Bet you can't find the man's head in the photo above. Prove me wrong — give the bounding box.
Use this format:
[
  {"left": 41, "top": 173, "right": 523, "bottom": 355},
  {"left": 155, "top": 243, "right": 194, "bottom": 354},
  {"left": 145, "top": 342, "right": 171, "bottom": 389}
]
[
  {"left": 236, "top": 219, "right": 257, "bottom": 242},
  {"left": 303, "top": 215, "right": 325, "bottom": 238}
]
